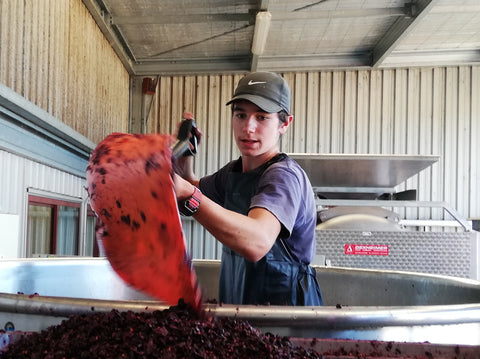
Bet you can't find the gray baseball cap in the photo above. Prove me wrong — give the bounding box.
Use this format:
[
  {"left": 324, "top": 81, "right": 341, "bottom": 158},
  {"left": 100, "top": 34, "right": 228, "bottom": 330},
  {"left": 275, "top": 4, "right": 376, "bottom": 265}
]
[{"left": 226, "top": 72, "right": 291, "bottom": 113}]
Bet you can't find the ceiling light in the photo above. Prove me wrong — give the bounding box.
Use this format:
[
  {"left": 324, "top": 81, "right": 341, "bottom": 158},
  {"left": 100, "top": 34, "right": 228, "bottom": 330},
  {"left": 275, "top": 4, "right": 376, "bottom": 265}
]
[{"left": 251, "top": 11, "right": 271, "bottom": 55}]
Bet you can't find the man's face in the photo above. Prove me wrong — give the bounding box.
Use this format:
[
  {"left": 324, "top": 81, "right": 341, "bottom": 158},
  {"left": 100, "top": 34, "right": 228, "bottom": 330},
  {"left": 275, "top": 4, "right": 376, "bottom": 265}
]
[{"left": 231, "top": 100, "right": 289, "bottom": 163}]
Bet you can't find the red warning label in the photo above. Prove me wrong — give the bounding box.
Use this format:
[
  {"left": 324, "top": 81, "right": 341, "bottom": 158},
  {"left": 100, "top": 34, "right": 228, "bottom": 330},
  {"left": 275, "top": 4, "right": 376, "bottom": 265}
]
[{"left": 344, "top": 244, "right": 389, "bottom": 256}]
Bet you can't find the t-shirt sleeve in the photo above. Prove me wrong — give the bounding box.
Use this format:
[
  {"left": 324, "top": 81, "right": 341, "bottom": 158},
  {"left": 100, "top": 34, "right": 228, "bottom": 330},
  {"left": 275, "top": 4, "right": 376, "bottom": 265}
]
[{"left": 250, "top": 164, "right": 302, "bottom": 238}]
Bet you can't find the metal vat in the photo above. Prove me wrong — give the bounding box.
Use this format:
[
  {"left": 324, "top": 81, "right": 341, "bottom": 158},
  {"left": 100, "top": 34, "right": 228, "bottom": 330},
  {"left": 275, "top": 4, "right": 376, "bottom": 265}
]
[{"left": 1, "top": 257, "right": 480, "bottom": 347}]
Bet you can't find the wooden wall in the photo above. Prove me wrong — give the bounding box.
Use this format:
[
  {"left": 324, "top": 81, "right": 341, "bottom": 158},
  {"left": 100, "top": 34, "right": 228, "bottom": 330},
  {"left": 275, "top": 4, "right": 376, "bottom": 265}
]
[{"left": 0, "top": 0, "right": 129, "bottom": 144}]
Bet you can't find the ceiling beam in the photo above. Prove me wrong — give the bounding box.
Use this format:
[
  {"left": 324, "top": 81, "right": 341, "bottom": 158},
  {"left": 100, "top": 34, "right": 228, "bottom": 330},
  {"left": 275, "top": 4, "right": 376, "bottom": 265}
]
[
  {"left": 82, "top": 0, "right": 136, "bottom": 74},
  {"left": 123, "top": 48, "right": 480, "bottom": 76},
  {"left": 250, "top": 54, "right": 260, "bottom": 72},
  {"left": 371, "top": 0, "right": 439, "bottom": 68},
  {"left": 111, "top": 13, "right": 252, "bottom": 25},
  {"left": 378, "top": 49, "right": 480, "bottom": 68},
  {"left": 131, "top": 57, "right": 251, "bottom": 76},
  {"left": 259, "top": 0, "right": 269, "bottom": 10},
  {"left": 255, "top": 53, "right": 372, "bottom": 72},
  {"left": 273, "top": 7, "right": 407, "bottom": 20}
]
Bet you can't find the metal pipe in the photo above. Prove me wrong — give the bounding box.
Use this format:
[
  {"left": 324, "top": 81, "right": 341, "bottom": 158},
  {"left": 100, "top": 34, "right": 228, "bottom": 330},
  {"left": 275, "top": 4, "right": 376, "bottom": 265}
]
[{"left": 1, "top": 292, "right": 480, "bottom": 330}]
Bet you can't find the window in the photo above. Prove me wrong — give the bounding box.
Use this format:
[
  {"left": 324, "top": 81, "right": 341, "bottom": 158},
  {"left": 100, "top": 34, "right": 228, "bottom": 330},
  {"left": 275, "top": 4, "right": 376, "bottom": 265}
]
[
  {"left": 27, "top": 195, "right": 98, "bottom": 257},
  {"left": 85, "top": 206, "right": 100, "bottom": 257}
]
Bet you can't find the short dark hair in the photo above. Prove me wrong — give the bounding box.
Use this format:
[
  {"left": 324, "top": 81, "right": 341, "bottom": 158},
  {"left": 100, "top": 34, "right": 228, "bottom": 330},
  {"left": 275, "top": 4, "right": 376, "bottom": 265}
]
[{"left": 278, "top": 110, "right": 289, "bottom": 123}]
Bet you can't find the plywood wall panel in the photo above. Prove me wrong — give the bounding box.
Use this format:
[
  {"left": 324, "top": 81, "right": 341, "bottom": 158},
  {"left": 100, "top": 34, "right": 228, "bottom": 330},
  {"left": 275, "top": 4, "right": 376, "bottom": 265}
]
[
  {"left": 280, "top": 72, "right": 294, "bottom": 153},
  {"left": 471, "top": 67, "right": 480, "bottom": 218},
  {"left": 318, "top": 72, "right": 333, "bottom": 153},
  {"left": 292, "top": 72, "right": 307, "bottom": 153},
  {"left": 330, "top": 71, "right": 345, "bottom": 153},
  {"left": 305, "top": 72, "right": 319, "bottom": 152},
  {"left": 457, "top": 67, "right": 473, "bottom": 218},
  {"left": 0, "top": 0, "right": 129, "bottom": 144},
  {"left": 192, "top": 76, "right": 209, "bottom": 177},
  {"left": 417, "top": 69, "right": 433, "bottom": 219},
  {"left": 380, "top": 70, "right": 395, "bottom": 154},
  {"left": 154, "top": 76, "right": 172, "bottom": 134},
  {"left": 356, "top": 70, "right": 370, "bottom": 154},
  {"left": 393, "top": 69, "right": 408, "bottom": 154},
  {"left": 369, "top": 70, "right": 383, "bottom": 154},
  {"left": 219, "top": 75, "right": 235, "bottom": 166},
  {"left": 444, "top": 67, "right": 459, "bottom": 216},
  {"left": 344, "top": 71, "right": 357, "bottom": 153}
]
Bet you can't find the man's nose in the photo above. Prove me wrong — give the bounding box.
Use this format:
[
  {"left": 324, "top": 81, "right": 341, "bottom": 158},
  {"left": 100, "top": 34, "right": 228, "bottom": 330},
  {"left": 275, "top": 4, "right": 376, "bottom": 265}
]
[{"left": 245, "top": 115, "right": 257, "bottom": 133}]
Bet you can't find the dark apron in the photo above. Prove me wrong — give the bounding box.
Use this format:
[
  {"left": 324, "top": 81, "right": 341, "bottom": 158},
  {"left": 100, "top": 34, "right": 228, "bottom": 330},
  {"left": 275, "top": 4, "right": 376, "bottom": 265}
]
[{"left": 218, "top": 155, "right": 323, "bottom": 306}]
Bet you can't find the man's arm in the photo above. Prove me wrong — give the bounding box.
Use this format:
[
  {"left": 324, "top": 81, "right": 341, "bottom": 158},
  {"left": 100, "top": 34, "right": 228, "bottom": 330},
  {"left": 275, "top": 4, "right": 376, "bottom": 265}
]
[{"left": 173, "top": 173, "right": 280, "bottom": 262}]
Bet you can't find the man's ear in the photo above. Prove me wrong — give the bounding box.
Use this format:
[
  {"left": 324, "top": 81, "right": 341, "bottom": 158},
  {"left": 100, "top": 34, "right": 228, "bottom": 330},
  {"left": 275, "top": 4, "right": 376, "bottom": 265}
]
[{"left": 279, "top": 114, "right": 293, "bottom": 134}]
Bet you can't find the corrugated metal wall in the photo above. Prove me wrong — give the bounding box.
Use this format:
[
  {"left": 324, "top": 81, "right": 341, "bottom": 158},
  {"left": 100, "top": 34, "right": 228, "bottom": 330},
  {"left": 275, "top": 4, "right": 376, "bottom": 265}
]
[
  {"left": 0, "top": 149, "right": 87, "bottom": 256},
  {"left": 147, "top": 67, "right": 479, "bottom": 260},
  {"left": 0, "top": 0, "right": 130, "bottom": 144},
  {"left": 0, "top": 150, "right": 85, "bottom": 215}
]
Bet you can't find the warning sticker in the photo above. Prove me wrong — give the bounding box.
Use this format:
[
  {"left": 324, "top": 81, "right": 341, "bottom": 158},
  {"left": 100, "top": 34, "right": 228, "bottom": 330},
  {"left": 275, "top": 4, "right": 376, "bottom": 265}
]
[{"left": 344, "top": 244, "right": 389, "bottom": 256}]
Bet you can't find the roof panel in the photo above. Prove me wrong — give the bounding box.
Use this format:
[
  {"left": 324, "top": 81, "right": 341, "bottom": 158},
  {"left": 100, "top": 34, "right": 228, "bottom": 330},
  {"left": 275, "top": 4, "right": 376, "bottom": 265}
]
[{"left": 86, "top": 0, "right": 480, "bottom": 74}]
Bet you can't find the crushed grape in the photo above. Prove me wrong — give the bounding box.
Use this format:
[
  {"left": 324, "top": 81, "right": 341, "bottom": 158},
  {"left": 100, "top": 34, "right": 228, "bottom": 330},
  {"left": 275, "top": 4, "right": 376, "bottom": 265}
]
[{"left": 1, "top": 300, "right": 320, "bottom": 358}]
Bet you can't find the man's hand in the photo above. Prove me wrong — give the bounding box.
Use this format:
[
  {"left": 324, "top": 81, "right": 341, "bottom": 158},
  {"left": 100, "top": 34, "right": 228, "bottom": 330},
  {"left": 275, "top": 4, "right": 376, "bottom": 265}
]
[{"left": 172, "top": 173, "right": 196, "bottom": 201}]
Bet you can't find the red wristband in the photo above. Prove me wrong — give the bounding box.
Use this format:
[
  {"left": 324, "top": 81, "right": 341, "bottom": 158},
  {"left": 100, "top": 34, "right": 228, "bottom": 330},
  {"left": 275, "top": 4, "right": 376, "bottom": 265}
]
[{"left": 178, "top": 186, "right": 202, "bottom": 216}]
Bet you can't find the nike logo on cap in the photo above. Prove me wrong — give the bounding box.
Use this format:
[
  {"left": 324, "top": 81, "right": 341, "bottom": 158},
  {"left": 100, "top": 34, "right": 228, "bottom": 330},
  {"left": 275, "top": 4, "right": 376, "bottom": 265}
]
[{"left": 248, "top": 80, "right": 266, "bottom": 85}]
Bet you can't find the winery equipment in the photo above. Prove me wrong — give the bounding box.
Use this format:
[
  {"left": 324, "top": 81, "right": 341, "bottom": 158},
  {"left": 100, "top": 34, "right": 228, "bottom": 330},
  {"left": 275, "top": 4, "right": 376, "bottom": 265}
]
[
  {"left": 289, "top": 154, "right": 478, "bottom": 280},
  {"left": 1, "top": 258, "right": 480, "bottom": 347}
]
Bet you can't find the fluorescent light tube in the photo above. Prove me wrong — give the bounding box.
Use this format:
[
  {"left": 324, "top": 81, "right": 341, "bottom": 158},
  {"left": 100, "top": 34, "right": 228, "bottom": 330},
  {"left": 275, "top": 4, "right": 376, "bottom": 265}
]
[{"left": 251, "top": 11, "right": 271, "bottom": 55}]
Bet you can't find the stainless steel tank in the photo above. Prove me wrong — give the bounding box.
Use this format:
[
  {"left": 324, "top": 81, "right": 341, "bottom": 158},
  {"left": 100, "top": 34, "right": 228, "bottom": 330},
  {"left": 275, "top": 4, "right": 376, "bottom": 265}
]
[{"left": 1, "top": 257, "right": 480, "bottom": 347}]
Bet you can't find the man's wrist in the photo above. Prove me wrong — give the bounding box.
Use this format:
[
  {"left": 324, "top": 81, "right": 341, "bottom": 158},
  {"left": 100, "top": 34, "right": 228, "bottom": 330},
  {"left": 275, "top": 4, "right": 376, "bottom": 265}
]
[{"left": 178, "top": 186, "right": 202, "bottom": 216}]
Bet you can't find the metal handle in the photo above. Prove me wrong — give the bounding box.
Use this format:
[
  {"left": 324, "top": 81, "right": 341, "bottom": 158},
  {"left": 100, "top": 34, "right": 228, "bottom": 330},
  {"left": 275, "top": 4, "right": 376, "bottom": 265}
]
[{"left": 171, "top": 118, "right": 198, "bottom": 159}]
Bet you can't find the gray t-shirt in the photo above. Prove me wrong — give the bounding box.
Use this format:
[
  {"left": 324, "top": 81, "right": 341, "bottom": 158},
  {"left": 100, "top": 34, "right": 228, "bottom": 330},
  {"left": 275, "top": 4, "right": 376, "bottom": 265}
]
[{"left": 199, "top": 154, "right": 317, "bottom": 264}]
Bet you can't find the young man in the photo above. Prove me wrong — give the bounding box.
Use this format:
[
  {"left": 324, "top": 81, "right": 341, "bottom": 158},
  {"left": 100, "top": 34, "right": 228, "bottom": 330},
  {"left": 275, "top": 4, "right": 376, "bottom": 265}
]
[{"left": 174, "top": 72, "right": 323, "bottom": 306}]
